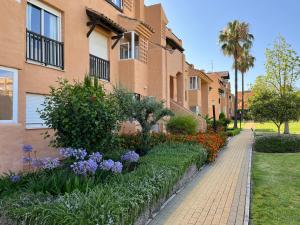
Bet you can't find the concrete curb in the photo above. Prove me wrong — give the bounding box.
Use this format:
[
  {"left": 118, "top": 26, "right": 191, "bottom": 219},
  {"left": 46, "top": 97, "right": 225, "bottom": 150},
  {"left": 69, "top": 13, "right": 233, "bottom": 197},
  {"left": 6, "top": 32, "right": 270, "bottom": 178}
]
[{"left": 243, "top": 146, "right": 253, "bottom": 225}]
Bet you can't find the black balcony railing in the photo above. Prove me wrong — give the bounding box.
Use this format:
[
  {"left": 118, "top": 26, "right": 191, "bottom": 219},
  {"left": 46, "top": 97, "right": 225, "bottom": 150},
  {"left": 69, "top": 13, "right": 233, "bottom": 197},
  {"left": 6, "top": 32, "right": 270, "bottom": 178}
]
[
  {"left": 89, "top": 54, "right": 110, "bottom": 81},
  {"left": 26, "top": 30, "right": 64, "bottom": 69}
]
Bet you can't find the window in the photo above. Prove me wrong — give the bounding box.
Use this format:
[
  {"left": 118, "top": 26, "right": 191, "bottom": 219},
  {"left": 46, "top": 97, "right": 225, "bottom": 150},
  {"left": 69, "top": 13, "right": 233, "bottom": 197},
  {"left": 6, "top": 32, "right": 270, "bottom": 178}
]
[
  {"left": 26, "top": 1, "right": 63, "bottom": 69},
  {"left": 120, "top": 32, "right": 139, "bottom": 60},
  {"left": 190, "top": 106, "right": 200, "bottom": 114},
  {"left": 27, "top": 1, "right": 60, "bottom": 41},
  {"left": 109, "top": 0, "right": 123, "bottom": 9},
  {"left": 0, "top": 67, "right": 18, "bottom": 123},
  {"left": 26, "top": 94, "right": 47, "bottom": 129},
  {"left": 189, "top": 76, "right": 199, "bottom": 90}
]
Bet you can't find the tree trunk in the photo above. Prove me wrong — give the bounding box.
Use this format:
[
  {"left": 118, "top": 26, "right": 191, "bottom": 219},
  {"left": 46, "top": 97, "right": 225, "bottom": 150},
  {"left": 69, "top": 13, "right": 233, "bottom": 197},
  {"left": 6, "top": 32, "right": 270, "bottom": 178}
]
[
  {"left": 277, "top": 125, "right": 281, "bottom": 136},
  {"left": 234, "top": 58, "right": 238, "bottom": 129},
  {"left": 241, "top": 73, "right": 245, "bottom": 123},
  {"left": 284, "top": 121, "right": 290, "bottom": 134}
]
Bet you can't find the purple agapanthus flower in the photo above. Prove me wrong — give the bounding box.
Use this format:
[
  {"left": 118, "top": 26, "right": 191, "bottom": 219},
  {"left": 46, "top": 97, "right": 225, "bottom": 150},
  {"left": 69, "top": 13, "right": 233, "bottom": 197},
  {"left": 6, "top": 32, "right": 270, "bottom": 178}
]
[
  {"left": 89, "top": 152, "right": 103, "bottom": 163},
  {"left": 121, "top": 151, "right": 140, "bottom": 163},
  {"left": 72, "top": 149, "right": 87, "bottom": 160},
  {"left": 41, "top": 158, "right": 60, "bottom": 170},
  {"left": 22, "top": 144, "right": 33, "bottom": 153},
  {"left": 10, "top": 175, "right": 21, "bottom": 183},
  {"left": 32, "top": 159, "right": 43, "bottom": 168},
  {"left": 59, "top": 148, "right": 87, "bottom": 160},
  {"left": 99, "top": 159, "right": 114, "bottom": 171},
  {"left": 111, "top": 161, "right": 123, "bottom": 174},
  {"left": 59, "top": 148, "right": 74, "bottom": 158},
  {"left": 23, "top": 156, "right": 32, "bottom": 163},
  {"left": 71, "top": 159, "right": 98, "bottom": 176}
]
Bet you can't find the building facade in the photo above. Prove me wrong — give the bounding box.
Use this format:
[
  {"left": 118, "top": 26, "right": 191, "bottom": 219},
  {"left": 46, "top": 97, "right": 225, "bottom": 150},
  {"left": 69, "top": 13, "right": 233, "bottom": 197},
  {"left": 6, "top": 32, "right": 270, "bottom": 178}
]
[
  {"left": 0, "top": 0, "right": 209, "bottom": 173},
  {"left": 207, "top": 71, "right": 232, "bottom": 119}
]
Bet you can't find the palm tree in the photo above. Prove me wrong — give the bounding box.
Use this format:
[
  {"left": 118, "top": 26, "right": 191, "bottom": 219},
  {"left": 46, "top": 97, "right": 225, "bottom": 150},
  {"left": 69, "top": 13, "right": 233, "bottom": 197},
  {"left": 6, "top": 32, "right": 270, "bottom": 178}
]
[
  {"left": 236, "top": 49, "right": 255, "bottom": 122},
  {"left": 219, "top": 20, "right": 254, "bottom": 128}
]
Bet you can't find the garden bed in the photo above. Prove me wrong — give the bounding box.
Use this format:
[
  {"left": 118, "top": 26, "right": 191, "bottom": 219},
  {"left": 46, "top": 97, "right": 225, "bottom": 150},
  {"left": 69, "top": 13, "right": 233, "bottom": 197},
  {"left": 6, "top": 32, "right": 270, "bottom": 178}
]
[{"left": 0, "top": 142, "right": 207, "bottom": 225}]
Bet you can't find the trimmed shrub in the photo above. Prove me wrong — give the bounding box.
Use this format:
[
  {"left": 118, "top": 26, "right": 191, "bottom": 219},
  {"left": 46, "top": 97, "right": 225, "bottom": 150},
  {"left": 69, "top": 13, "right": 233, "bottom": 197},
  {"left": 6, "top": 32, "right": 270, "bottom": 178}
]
[
  {"left": 254, "top": 135, "right": 300, "bottom": 153},
  {"left": 226, "top": 128, "right": 241, "bottom": 137},
  {"left": 167, "top": 115, "right": 198, "bottom": 135},
  {"left": 0, "top": 143, "right": 207, "bottom": 225}
]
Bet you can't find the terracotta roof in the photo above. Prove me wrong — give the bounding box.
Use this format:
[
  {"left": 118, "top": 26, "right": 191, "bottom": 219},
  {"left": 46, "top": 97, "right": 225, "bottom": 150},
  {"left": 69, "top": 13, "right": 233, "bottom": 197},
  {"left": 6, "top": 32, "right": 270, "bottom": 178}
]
[
  {"left": 86, "top": 8, "right": 127, "bottom": 34},
  {"left": 207, "top": 71, "right": 230, "bottom": 79}
]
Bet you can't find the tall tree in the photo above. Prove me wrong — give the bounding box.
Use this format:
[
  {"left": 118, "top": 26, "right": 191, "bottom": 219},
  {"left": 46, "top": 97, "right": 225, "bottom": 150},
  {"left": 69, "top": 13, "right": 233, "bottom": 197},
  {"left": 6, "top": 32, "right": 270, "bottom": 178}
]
[
  {"left": 219, "top": 20, "right": 254, "bottom": 128},
  {"left": 265, "top": 36, "right": 300, "bottom": 134},
  {"left": 236, "top": 49, "right": 255, "bottom": 122}
]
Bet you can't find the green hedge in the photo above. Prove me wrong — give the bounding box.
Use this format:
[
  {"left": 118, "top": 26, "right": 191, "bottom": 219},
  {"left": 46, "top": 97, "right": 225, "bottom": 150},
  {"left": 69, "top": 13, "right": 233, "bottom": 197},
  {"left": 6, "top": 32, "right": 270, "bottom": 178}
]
[
  {"left": 0, "top": 143, "right": 207, "bottom": 225},
  {"left": 226, "top": 128, "right": 242, "bottom": 137},
  {"left": 166, "top": 115, "right": 198, "bottom": 135},
  {"left": 254, "top": 135, "right": 300, "bottom": 153}
]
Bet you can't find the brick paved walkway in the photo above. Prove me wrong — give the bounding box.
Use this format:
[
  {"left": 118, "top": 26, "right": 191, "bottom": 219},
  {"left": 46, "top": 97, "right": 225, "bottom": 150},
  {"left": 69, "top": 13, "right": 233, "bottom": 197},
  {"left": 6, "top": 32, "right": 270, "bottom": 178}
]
[{"left": 149, "top": 130, "right": 253, "bottom": 225}]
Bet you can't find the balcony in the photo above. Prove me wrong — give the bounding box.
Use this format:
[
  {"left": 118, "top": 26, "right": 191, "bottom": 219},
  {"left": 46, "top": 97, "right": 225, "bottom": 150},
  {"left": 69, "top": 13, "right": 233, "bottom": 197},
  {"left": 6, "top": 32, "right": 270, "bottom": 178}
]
[
  {"left": 26, "top": 30, "right": 64, "bottom": 69},
  {"left": 89, "top": 54, "right": 110, "bottom": 81}
]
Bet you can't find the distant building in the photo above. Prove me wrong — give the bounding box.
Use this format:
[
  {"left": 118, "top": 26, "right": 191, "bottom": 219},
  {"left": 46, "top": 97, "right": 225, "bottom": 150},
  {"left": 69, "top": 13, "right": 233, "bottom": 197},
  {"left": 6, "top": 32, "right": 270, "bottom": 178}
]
[{"left": 237, "top": 91, "right": 253, "bottom": 110}]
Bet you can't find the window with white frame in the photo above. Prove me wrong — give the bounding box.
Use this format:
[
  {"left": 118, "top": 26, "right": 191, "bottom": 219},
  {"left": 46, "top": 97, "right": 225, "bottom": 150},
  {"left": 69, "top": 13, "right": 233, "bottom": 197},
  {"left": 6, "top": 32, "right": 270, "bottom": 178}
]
[
  {"left": 26, "top": 94, "right": 47, "bottom": 129},
  {"left": 26, "top": 1, "right": 61, "bottom": 41},
  {"left": 189, "top": 76, "right": 199, "bottom": 90},
  {"left": 0, "top": 67, "right": 18, "bottom": 123},
  {"left": 120, "top": 32, "right": 139, "bottom": 60},
  {"left": 26, "top": 1, "right": 63, "bottom": 68}
]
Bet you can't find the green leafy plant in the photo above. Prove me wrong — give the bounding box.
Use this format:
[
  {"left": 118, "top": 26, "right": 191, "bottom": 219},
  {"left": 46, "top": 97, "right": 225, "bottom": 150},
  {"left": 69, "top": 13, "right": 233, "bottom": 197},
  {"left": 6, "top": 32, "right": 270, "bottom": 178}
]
[
  {"left": 0, "top": 143, "right": 207, "bottom": 225},
  {"left": 166, "top": 115, "right": 198, "bottom": 135},
  {"left": 40, "top": 76, "right": 125, "bottom": 152}
]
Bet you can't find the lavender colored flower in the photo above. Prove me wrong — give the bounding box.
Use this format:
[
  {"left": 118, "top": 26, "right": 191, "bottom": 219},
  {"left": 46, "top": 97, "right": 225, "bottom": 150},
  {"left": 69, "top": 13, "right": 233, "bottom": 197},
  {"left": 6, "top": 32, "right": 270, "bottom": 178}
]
[
  {"left": 121, "top": 151, "right": 140, "bottom": 163},
  {"left": 71, "top": 159, "right": 98, "bottom": 176},
  {"left": 99, "top": 159, "right": 114, "bottom": 171},
  {"left": 10, "top": 175, "right": 21, "bottom": 183},
  {"left": 32, "top": 159, "right": 43, "bottom": 168},
  {"left": 41, "top": 158, "right": 60, "bottom": 170},
  {"left": 59, "top": 148, "right": 74, "bottom": 158},
  {"left": 22, "top": 144, "right": 33, "bottom": 153},
  {"left": 89, "top": 152, "right": 103, "bottom": 163},
  {"left": 111, "top": 161, "right": 123, "bottom": 174},
  {"left": 73, "top": 149, "right": 87, "bottom": 160},
  {"left": 59, "top": 148, "right": 87, "bottom": 160},
  {"left": 23, "top": 156, "right": 32, "bottom": 163}
]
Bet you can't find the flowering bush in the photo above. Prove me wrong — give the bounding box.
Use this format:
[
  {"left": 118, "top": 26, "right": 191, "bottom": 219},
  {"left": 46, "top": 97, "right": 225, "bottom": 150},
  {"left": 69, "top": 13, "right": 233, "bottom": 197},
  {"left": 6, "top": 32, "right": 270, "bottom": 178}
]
[
  {"left": 71, "top": 159, "right": 98, "bottom": 176},
  {"left": 0, "top": 143, "right": 207, "bottom": 225},
  {"left": 191, "top": 132, "right": 227, "bottom": 162},
  {"left": 121, "top": 151, "right": 140, "bottom": 163}
]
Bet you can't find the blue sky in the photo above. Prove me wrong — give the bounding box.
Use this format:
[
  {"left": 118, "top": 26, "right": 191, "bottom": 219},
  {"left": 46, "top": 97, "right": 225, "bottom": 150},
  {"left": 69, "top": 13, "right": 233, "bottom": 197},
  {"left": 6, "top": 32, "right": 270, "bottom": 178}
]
[{"left": 145, "top": 0, "right": 300, "bottom": 92}]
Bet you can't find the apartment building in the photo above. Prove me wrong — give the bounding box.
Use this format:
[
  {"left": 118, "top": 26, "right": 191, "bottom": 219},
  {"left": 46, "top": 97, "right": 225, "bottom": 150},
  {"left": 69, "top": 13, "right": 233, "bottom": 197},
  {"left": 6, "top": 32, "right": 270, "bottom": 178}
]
[
  {"left": 237, "top": 90, "right": 253, "bottom": 111},
  {"left": 185, "top": 63, "right": 212, "bottom": 116},
  {"left": 207, "top": 71, "right": 232, "bottom": 119},
  {"left": 0, "top": 0, "right": 209, "bottom": 173}
]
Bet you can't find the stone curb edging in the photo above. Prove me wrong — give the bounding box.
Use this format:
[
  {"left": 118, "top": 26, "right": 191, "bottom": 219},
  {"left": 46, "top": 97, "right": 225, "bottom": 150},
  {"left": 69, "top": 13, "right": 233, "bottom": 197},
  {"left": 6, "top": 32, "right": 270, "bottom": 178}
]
[
  {"left": 143, "top": 164, "right": 207, "bottom": 225},
  {"left": 243, "top": 146, "right": 253, "bottom": 225}
]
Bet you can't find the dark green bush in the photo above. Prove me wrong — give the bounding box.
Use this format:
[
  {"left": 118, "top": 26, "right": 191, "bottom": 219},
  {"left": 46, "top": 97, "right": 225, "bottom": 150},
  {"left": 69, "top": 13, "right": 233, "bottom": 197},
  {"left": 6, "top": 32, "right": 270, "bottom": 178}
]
[
  {"left": 40, "top": 77, "right": 128, "bottom": 152},
  {"left": 254, "top": 135, "right": 300, "bottom": 153},
  {"left": 226, "top": 128, "right": 241, "bottom": 137},
  {"left": 0, "top": 143, "right": 207, "bottom": 225},
  {"left": 167, "top": 115, "right": 198, "bottom": 135}
]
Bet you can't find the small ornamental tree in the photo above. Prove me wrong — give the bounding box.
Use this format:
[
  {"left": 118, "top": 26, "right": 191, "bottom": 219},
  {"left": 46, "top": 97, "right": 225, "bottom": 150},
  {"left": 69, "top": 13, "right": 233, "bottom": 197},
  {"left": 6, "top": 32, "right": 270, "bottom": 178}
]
[
  {"left": 114, "top": 89, "right": 174, "bottom": 155},
  {"left": 249, "top": 89, "right": 300, "bottom": 135},
  {"left": 40, "top": 76, "right": 125, "bottom": 152}
]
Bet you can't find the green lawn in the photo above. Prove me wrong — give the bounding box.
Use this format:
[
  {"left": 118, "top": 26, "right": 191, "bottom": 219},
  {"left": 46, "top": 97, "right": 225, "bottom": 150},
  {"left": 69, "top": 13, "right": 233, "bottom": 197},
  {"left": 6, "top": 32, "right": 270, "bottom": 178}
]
[
  {"left": 254, "top": 121, "right": 300, "bottom": 134},
  {"left": 229, "top": 121, "right": 300, "bottom": 134},
  {"left": 251, "top": 153, "right": 300, "bottom": 225}
]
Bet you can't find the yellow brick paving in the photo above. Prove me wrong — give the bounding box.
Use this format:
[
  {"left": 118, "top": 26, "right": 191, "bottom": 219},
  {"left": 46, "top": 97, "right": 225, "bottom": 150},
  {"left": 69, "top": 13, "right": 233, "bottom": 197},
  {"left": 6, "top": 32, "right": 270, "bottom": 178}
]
[{"left": 149, "top": 130, "right": 253, "bottom": 225}]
